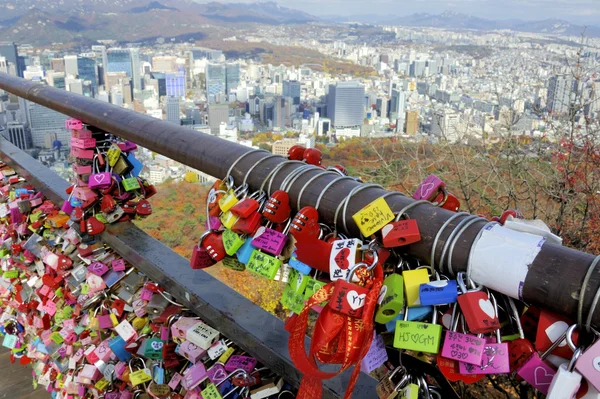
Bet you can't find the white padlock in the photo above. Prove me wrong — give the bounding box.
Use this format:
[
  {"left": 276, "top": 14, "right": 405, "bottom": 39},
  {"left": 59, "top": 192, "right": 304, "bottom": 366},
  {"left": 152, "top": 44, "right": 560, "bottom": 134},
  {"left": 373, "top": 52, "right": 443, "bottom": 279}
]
[
  {"left": 186, "top": 321, "right": 219, "bottom": 350},
  {"left": 547, "top": 325, "right": 583, "bottom": 399}
]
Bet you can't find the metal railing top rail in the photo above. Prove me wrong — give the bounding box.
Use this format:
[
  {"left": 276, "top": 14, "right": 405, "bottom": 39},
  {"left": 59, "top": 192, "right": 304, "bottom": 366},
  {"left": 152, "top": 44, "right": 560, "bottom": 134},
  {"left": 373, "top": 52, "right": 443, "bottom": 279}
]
[{"left": 0, "top": 138, "right": 377, "bottom": 399}]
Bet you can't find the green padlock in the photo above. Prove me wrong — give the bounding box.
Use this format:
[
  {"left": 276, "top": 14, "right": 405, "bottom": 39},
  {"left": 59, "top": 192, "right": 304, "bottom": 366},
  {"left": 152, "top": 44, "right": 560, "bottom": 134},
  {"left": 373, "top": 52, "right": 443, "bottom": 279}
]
[
  {"left": 247, "top": 250, "right": 281, "bottom": 279},
  {"left": 393, "top": 306, "right": 442, "bottom": 354},
  {"left": 288, "top": 268, "right": 309, "bottom": 294},
  {"left": 222, "top": 229, "right": 245, "bottom": 256},
  {"left": 375, "top": 273, "right": 405, "bottom": 324},
  {"left": 280, "top": 283, "right": 305, "bottom": 314},
  {"left": 400, "top": 383, "right": 419, "bottom": 399},
  {"left": 201, "top": 382, "right": 223, "bottom": 399},
  {"left": 122, "top": 177, "right": 141, "bottom": 192},
  {"left": 222, "top": 256, "right": 246, "bottom": 271},
  {"left": 143, "top": 337, "right": 164, "bottom": 360}
]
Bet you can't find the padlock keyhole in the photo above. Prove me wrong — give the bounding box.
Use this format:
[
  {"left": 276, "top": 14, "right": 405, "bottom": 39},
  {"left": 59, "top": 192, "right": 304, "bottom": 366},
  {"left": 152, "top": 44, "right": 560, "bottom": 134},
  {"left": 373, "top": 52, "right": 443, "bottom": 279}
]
[
  {"left": 397, "top": 237, "right": 406, "bottom": 243},
  {"left": 383, "top": 309, "right": 396, "bottom": 316}
]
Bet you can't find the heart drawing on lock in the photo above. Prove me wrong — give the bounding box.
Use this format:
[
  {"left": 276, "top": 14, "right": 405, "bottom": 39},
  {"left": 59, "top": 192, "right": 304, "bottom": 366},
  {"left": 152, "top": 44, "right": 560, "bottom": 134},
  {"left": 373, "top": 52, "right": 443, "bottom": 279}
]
[
  {"left": 151, "top": 341, "right": 164, "bottom": 351},
  {"left": 347, "top": 290, "right": 366, "bottom": 310},
  {"left": 93, "top": 174, "right": 106, "bottom": 184},
  {"left": 478, "top": 298, "right": 496, "bottom": 319},
  {"left": 334, "top": 248, "right": 351, "bottom": 270},
  {"left": 533, "top": 366, "right": 554, "bottom": 386},
  {"left": 419, "top": 182, "right": 435, "bottom": 198},
  {"left": 545, "top": 321, "right": 568, "bottom": 347},
  {"left": 212, "top": 368, "right": 227, "bottom": 382}
]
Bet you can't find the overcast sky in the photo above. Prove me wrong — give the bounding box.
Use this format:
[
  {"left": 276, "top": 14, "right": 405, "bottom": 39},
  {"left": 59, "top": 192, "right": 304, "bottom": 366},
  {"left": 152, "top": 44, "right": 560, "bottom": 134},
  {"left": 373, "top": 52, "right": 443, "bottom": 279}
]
[{"left": 264, "top": 0, "right": 600, "bottom": 24}]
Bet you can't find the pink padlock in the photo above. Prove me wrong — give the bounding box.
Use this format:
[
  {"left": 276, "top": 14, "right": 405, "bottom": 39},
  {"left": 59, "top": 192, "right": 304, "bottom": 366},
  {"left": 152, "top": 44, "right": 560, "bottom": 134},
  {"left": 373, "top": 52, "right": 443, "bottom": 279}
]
[
  {"left": 459, "top": 337, "right": 510, "bottom": 375},
  {"left": 65, "top": 118, "right": 83, "bottom": 130},
  {"left": 73, "top": 164, "right": 92, "bottom": 175},
  {"left": 225, "top": 355, "right": 257, "bottom": 374},
  {"left": 441, "top": 313, "right": 485, "bottom": 366},
  {"left": 206, "top": 216, "right": 222, "bottom": 231},
  {"left": 93, "top": 340, "right": 114, "bottom": 362},
  {"left": 182, "top": 362, "right": 208, "bottom": 390},
  {"left": 207, "top": 363, "right": 228, "bottom": 385},
  {"left": 70, "top": 147, "right": 95, "bottom": 160},
  {"left": 98, "top": 313, "right": 116, "bottom": 329},
  {"left": 78, "top": 364, "right": 101, "bottom": 383},
  {"left": 71, "top": 136, "right": 96, "bottom": 149},
  {"left": 517, "top": 352, "right": 556, "bottom": 394},
  {"left": 171, "top": 317, "right": 200, "bottom": 344},
  {"left": 575, "top": 334, "right": 600, "bottom": 391},
  {"left": 177, "top": 340, "right": 207, "bottom": 364},
  {"left": 251, "top": 226, "right": 288, "bottom": 256},
  {"left": 88, "top": 261, "right": 109, "bottom": 276},
  {"left": 412, "top": 174, "right": 445, "bottom": 201},
  {"left": 73, "top": 128, "right": 93, "bottom": 139}
]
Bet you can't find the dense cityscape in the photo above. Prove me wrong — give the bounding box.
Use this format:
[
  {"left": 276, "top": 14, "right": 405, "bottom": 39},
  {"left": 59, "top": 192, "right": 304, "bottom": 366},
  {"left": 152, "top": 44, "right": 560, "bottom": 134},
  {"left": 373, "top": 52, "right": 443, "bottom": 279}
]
[{"left": 0, "top": 9, "right": 598, "bottom": 186}]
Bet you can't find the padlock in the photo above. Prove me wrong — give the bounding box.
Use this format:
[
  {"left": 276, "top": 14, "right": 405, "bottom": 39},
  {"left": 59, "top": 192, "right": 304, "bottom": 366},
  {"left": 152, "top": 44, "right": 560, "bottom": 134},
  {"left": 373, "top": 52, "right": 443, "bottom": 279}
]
[
  {"left": 328, "top": 262, "right": 370, "bottom": 317},
  {"left": 575, "top": 330, "right": 600, "bottom": 391},
  {"left": 376, "top": 367, "right": 410, "bottom": 399},
  {"left": 287, "top": 145, "right": 306, "bottom": 160},
  {"left": 289, "top": 206, "right": 320, "bottom": 239},
  {"left": 143, "top": 336, "right": 165, "bottom": 360},
  {"left": 203, "top": 231, "right": 227, "bottom": 262},
  {"left": 135, "top": 199, "right": 152, "bottom": 216},
  {"left": 535, "top": 309, "right": 578, "bottom": 359},
  {"left": 303, "top": 148, "right": 322, "bottom": 166},
  {"left": 251, "top": 223, "right": 289, "bottom": 257},
  {"left": 89, "top": 153, "right": 112, "bottom": 190},
  {"left": 419, "top": 272, "right": 457, "bottom": 306},
  {"left": 122, "top": 175, "right": 141, "bottom": 192},
  {"left": 381, "top": 213, "right": 421, "bottom": 248},
  {"left": 218, "top": 186, "right": 244, "bottom": 213},
  {"left": 177, "top": 340, "right": 207, "bottom": 364},
  {"left": 263, "top": 190, "right": 291, "bottom": 224},
  {"left": 432, "top": 190, "right": 460, "bottom": 212},
  {"left": 129, "top": 358, "right": 153, "bottom": 386},
  {"left": 225, "top": 355, "right": 258, "bottom": 373},
  {"left": 402, "top": 268, "right": 430, "bottom": 307},
  {"left": 328, "top": 238, "right": 362, "bottom": 282},
  {"left": 293, "top": 232, "right": 333, "bottom": 274},
  {"left": 231, "top": 210, "right": 262, "bottom": 236},
  {"left": 440, "top": 306, "right": 485, "bottom": 366},
  {"left": 547, "top": 325, "right": 583, "bottom": 399},
  {"left": 375, "top": 273, "right": 405, "bottom": 324},
  {"left": 249, "top": 377, "right": 284, "bottom": 399},
  {"left": 182, "top": 362, "right": 208, "bottom": 390},
  {"left": 221, "top": 229, "right": 246, "bottom": 256},
  {"left": 506, "top": 297, "right": 535, "bottom": 372},
  {"left": 122, "top": 271, "right": 145, "bottom": 293},
  {"left": 230, "top": 192, "right": 264, "bottom": 218},
  {"left": 247, "top": 249, "right": 282, "bottom": 280},
  {"left": 412, "top": 174, "right": 445, "bottom": 201},
  {"left": 456, "top": 274, "right": 500, "bottom": 334},
  {"left": 186, "top": 320, "right": 220, "bottom": 350},
  {"left": 393, "top": 305, "right": 442, "bottom": 354},
  {"left": 289, "top": 251, "right": 312, "bottom": 275},
  {"left": 146, "top": 294, "right": 169, "bottom": 316},
  {"left": 190, "top": 231, "right": 216, "bottom": 270}
]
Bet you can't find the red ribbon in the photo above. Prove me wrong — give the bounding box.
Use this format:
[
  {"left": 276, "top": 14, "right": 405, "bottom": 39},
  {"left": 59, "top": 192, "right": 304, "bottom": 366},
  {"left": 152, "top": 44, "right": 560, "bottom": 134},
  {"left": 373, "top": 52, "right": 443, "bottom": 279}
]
[{"left": 288, "top": 264, "right": 383, "bottom": 399}]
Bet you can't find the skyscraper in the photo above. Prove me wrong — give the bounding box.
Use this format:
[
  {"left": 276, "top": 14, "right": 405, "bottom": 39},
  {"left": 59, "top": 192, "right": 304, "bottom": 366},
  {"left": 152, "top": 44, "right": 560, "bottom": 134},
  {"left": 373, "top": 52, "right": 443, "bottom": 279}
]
[
  {"left": 166, "top": 67, "right": 186, "bottom": 98},
  {"left": 208, "top": 104, "right": 229, "bottom": 135},
  {"left": 64, "top": 55, "right": 78, "bottom": 77},
  {"left": 3, "top": 122, "right": 32, "bottom": 150},
  {"left": 26, "top": 101, "right": 71, "bottom": 148},
  {"left": 0, "top": 57, "right": 6, "bottom": 74},
  {"left": 390, "top": 89, "right": 406, "bottom": 121},
  {"left": 226, "top": 63, "right": 240, "bottom": 94},
  {"left": 107, "top": 49, "right": 133, "bottom": 77},
  {"left": 283, "top": 80, "right": 301, "bottom": 105},
  {"left": 130, "top": 48, "right": 141, "bottom": 92},
  {"left": 50, "top": 58, "right": 65, "bottom": 73},
  {"left": 0, "top": 42, "right": 19, "bottom": 76},
  {"left": 91, "top": 45, "right": 108, "bottom": 86},
  {"left": 77, "top": 55, "right": 98, "bottom": 96},
  {"left": 165, "top": 96, "right": 180, "bottom": 125},
  {"left": 547, "top": 74, "right": 575, "bottom": 115},
  {"left": 273, "top": 97, "right": 287, "bottom": 129},
  {"left": 205, "top": 64, "right": 226, "bottom": 103},
  {"left": 326, "top": 82, "right": 365, "bottom": 129}
]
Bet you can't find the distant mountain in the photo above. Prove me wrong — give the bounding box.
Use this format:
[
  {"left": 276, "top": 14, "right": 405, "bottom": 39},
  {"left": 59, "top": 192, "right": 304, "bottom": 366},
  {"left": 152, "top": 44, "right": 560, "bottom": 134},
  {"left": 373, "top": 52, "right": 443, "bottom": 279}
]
[
  {"left": 127, "top": 1, "right": 178, "bottom": 13},
  {"left": 513, "top": 19, "right": 600, "bottom": 37},
  {"left": 193, "top": 2, "right": 318, "bottom": 24}
]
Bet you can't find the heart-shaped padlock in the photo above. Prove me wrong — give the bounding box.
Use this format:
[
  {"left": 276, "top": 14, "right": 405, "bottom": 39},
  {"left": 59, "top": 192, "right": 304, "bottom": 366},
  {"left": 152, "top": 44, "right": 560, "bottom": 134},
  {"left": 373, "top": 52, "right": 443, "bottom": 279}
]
[
  {"left": 203, "top": 232, "right": 226, "bottom": 262},
  {"left": 290, "top": 206, "right": 320, "bottom": 239},
  {"left": 101, "top": 195, "right": 117, "bottom": 214},
  {"left": 86, "top": 216, "right": 105, "bottom": 235},
  {"left": 72, "top": 207, "right": 84, "bottom": 222},
  {"left": 56, "top": 255, "right": 72, "bottom": 271},
  {"left": 287, "top": 145, "right": 306, "bottom": 160},
  {"left": 135, "top": 200, "right": 152, "bottom": 216},
  {"left": 263, "top": 190, "right": 291, "bottom": 224}
]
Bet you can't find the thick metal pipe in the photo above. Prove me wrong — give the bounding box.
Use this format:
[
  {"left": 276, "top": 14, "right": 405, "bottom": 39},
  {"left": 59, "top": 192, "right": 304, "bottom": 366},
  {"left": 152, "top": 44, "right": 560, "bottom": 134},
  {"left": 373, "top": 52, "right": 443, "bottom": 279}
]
[{"left": 0, "top": 71, "right": 598, "bottom": 328}]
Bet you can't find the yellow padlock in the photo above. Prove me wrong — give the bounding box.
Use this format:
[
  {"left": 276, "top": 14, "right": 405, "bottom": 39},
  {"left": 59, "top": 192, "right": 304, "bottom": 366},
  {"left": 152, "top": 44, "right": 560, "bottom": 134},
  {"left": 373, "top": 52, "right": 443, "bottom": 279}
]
[
  {"left": 220, "top": 211, "right": 239, "bottom": 230},
  {"left": 95, "top": 378, "right": 110, "bottom": 391},
  {"left": 132, "top": 316, "right": 148, "bottom": 331},
  {"left": 402, "top": 268, "right": 430, "bottom": 307},
  {"left": 218, "top": 347, "right": 235, "bottom": 364},
  {"left": 129, "top": 359, "right": 153, "bottom": 386},
  {"left": 218, "top": 190, "right": 239, "bottom": 213},
  {"left": 109, "top": 313, "right": 119, "bottom": 327}
]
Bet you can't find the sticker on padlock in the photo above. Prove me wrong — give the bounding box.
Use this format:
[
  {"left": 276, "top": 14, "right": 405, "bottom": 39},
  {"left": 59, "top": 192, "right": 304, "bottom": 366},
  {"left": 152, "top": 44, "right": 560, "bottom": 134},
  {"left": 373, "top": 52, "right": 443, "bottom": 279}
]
[
  {"left": 328, "top": 238, "right": 360, "bottom": 282},
  {"left": 352, "top": 196, "right": 395, "bottom": 237},
  {"left": 393, "top": 305, "right": 442, "bottom": 354}
]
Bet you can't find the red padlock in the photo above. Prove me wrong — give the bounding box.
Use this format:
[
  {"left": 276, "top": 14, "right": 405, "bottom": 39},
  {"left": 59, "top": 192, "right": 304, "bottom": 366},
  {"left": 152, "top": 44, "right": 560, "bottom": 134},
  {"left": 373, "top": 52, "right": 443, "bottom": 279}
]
[
  {"left": 230, "top": 195, "right": 262, "bottom": 218},
  {"left": 190, "top": 231, "right": 216, "bottom": 270},
  {"left": 436, "top": 355, "right": 485, "bottom": 384},
  {"left": 303, "top": 148, "right": 322, "bottom": 166},
  {"left": 500, "top": 209, "right": 524, "bottom": 225},
  {"left": 433, "top": 190, "right": 460, "bottom": 212},
  {"left": 86, "top": 216, "right": 105, "bottom": 235},
  {"left": 263, "top": 190, "right": 291, "bottom": 224},
  {"left": 288, "top": 145, "right": 306, "bottom": 161},
  {"left": 456, "top": 279, "right": 500, "bottom": 334},
  {"left": 135, "top": 199, "right": 152, "bottom": 216},
  {"left": 232, "top": 212, "right": 262, "bottom": 236},
  {"left": 293, "top": 234, "right": 332, "bottom": 274},
  {"left": 290, "top": 206, "right": 320, "bottom": 240},
  {"left": 333, "top": 164, "right": 348, "bottom": 176},
  {"left": 535, "top": 309, "right": 578, "bottom": 359},
  {"left": 328, "top": 277, "right": 369, "bottom": 318},
  {"left": 101, "top": 195, "right": 116, "bottom": 214},
  {"left": 56, "top": 255, "right": 72, "bottom": 271},
  {"left": 381, "top": 218, "right": 421, "bottom": 247},
  {"left": 207, "top": 180, "right": 225, "bottom": 217}
]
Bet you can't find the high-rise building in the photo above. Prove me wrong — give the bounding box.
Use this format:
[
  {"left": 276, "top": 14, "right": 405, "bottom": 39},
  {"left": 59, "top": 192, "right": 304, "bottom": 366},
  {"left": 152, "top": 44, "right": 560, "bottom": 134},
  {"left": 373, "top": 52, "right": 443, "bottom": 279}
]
[
  {"left": 326, "top": 82, "right": 365, "bottom": 129},
  {"left": 130, "top": 48, "right": 141, "bottom": 92},
  {"left": 166, "top": 67, "right": 186, "bottom": 98},
  {"left": 77, "top": 55, "right": 98, "bottom": 96},
  {"left": 165, "top": 96, "right": 180, "bottom": 125},
  {"left": 390, "top": 89, "right": 406, "bottom": 121},
  {"left": 226, "top": 63, "right": 240, "bottom": 94},
  {"left": 273, "top": 97, "right": 287, "bottom": 129},
  {"left": 64, "top": 55, "right": 78, "bottom": 77},
  {"left": 272, "top": 138, "right": 299, "bottom": 156},
  {"left": 50, "top": 58, "right": 65, "bottom": 73},
  {"left": 0, "top": 42, "right": 19, "bottom": 76},
  {"left": 205, "top": 64, "right": 226, "bottom": 103},
  {"left": 3, "top": 122, "right": 32, "bottom": 150},
  {"left": 432, "top": 109, "right": 460, "bottom": 141},
  {"left": 376, "top": 97, "right": 388, "bottom": 119},
  {"left": 547, "top": 74, "right": 575, "bottom": 115},
  {"left": 26, "top": 101, "right": 71, "bottom": 148},
  {"left": 152, "top": 56, "right": 177, "bottom": 73},
  {"left": 410, "top": 60, "right": 426, "bottom": 77},
  {"left": 150, "top": 72, "right": 167, "bottom": 98},
  {"left": 208, "top": 104, "right": 229, "bottom": 135},
  {"left": 405, "top": 111, "right": 418, "bottom": 135},
  {"left": 0, "top": 57, "right": 6, "bottom": 74},
  {"left": 283, "top": 80, "right": 301, "bottom": 105},
  {"left": 91, "top": 45, "right": 108, "bottom": 86},
  {"left": 107, "top": 49, "right": 133, "bottom": 76},
  {"left": 47, "top": 72, "right": 66, "bottom": 90}
]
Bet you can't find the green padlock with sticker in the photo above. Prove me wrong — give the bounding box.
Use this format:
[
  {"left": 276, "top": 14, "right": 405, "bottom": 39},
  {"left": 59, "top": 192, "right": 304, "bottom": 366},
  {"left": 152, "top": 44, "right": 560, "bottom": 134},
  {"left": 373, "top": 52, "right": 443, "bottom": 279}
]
[
  {"left": 143, "top": 337, "right": 164, "bottom": 360},
  {"left": 375, "top": 273, "right": 404, "bottom": 324},
  {"left": 222, "top": 229, "right": 245, "bottom": 256},
  {"left": 122, "top": 176, "right": 141, "bottom": 192},
  {"left": 247, "top": 249, "right": 281, "bottom": 279},
  {"left": 393, "top": 305, "right": 441, "bottom": 354}
]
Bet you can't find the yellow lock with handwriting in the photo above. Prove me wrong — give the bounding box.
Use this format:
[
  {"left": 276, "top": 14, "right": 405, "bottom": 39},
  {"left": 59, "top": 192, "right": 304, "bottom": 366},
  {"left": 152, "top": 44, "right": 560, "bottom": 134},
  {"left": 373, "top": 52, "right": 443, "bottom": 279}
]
[
  {"left": 218, "top": 190, "right": 239, "bottom": 213},
  {"left": 220, "top": 211, "right": 239, "bottom": 230},
  {"left": 129, "top": 359, "right": 153, "bottom": 386}
]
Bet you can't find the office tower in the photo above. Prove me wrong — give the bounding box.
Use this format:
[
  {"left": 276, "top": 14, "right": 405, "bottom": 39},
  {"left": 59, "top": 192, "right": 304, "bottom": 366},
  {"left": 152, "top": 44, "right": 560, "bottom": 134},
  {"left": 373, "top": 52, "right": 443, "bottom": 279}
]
[
  {"left": 152, "top": 56, "right": 177, "bottom": 73},
  {"left": 165, "top": 96, "right": 180, "bottom": 125},
  {"left": 376, "top": 98, "right": 388, "bottom": 119},
  {"left": 410, "top": 60, "right": 426, "bottom": 77},
  {"left": 283, "top": 80, "right": 301, "bottom": 105},
  {"left": 107, "top": 49, "right": 133, "bottom": 76},
  {"left": 208, "top": 104, "right": 229, "bottom": 135},
  {"left": 91, "top": 45, "right": 108, "bottom": 86},
  {"left": 273, "top": 97, "right": 286, "bottom": 129},
  {"left": 405, "top": 111, "right": 418, "bottom": 135},
  {"left": 3, "top": 122, "right": 32, "bottom": 150},
  {"left": 47, "top": 72, "right": 65, "bottom": 89},
  {"left": 151, "top": 72, "right": 167, "bottom": 98},
  {"left": 205, "top": 63, "right": 226, "bottom": 102},
  {"left": 0, "top": 42, "right": 19, "bottom": 76},
  {"left": 390, "top": 89, "right": 406, "bottom": 121},
  {"left": 26, "top": 101, "right": 70, "bottom": 148},
  {"left": 77, "top": 55, "right": 98, "bottom": 96},
  {"left": 431, "top": 109, "right": 460, "bottom": 141},
  {"left": 226, "top": 63, "right": 240, "bottom": 94},
  {"left": 64, "top": 55, "right": 78, "bottom": 77},
  {"left": 0, "top": 57, "right": 6, "bottom": 74},
  {"left": 326, "top": 82, "right": 365, "bottom": 129},
  {"left": 166, "top": 67, "right": 186, "bottom": 98},
  {"left": 50, "top": 58, "right": 65, "bottom": 73},
  {"left": 130, "top": 48, "right": 141, "bottom": 92},
  {"left": 66, "top": 78, "right": 84, "bottom": 95},
  {"left": 427, "top": 60, "right": 438, "bottom": 75},
  {"left": 547, "top": 74, "right": 575, "bottom": 115}
]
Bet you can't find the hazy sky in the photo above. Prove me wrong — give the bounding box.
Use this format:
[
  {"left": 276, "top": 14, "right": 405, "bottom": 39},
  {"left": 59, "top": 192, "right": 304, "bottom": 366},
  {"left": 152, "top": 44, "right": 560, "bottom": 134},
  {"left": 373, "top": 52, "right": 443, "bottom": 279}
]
[{"left": 258, "top": 0, "right": 600, "bottom": 24}]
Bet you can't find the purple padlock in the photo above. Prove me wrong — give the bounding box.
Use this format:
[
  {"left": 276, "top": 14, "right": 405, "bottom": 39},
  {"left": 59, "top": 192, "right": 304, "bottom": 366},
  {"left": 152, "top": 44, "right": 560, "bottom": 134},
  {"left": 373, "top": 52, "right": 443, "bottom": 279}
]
[
  {"left": 412, "top": 174, "right": 445, "bottom": 201},
  {"left": 459, "top": 340, "right": 510, "bottom": 375},
  {"left": 206, "top": 216, "right": 222, "bottom": 231},
  {"left": 88, "top": 261, "right": 109, "bottom": 277},
  {"left": 224, "top": 355, "right": 257, "bottom": 374},
  {"left": 177, "top": 340, "right": 207, "bottom": 364},
  {"left": 207, "top": 363, "right": 228, "bottom": 385},
  {"left": 251, "top": 226, "right": 288, "bottom": 256}
]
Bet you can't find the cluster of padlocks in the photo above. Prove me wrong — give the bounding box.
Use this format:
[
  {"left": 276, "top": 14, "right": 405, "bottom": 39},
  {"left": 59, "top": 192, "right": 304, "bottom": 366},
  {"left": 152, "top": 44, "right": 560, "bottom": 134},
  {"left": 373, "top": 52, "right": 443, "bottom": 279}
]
[
  {"left": 66, "top": 118, "right": 155, "bottom": 236},
  {"left": 192, "top": 147, "right": 600, "bottom": 398},
  {"left": 0, "top": 126, "right": 298, "bottom": 398}
]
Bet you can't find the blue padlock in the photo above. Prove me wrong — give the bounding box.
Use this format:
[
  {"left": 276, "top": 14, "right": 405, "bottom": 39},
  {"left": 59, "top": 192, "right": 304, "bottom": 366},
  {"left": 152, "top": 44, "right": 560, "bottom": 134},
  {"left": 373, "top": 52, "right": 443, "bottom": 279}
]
[
  {"left": 236, "top": 239, "right": 256, "bottom": 264},
  {"left": 419, "top": 279, "right": 458, "bottom": 306},
  {"left": 385, "top": 305, "right": 433, "bottom": 332},
  {"left": 289, "top": 251, "right": 311, "bottom": 275},
  {"left": 127, "top": 153, "right": 144, "bottom": 177},
  {"left": 109, "top": 336, "right": 131, "bottom": 362}
]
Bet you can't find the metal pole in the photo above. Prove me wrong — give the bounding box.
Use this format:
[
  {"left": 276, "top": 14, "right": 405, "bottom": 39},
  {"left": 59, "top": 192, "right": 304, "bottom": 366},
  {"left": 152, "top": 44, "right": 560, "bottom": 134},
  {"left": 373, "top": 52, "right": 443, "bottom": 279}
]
[{"left": 0, "top": 71, "right": 597, "bottom": 327}]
